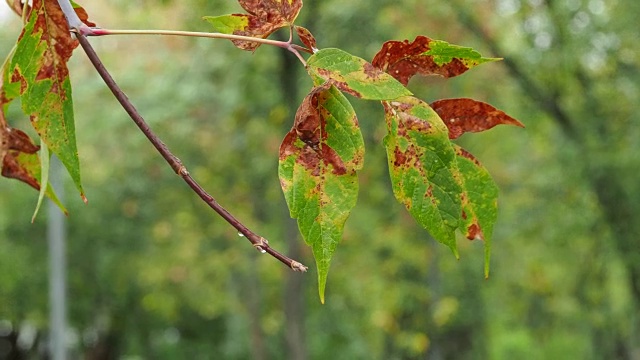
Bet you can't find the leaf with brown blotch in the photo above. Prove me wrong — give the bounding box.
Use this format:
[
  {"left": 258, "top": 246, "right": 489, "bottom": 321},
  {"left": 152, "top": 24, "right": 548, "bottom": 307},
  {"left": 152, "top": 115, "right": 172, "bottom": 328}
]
[
  {"left": 372, "top": 36, "right": 500, "bottom": 86},
  {"left": 6, "top": 0, "right": 95, "bottom": 27},
  {"left": 295, "top": 25, "right": 317, "bottom": 52},
  {"left": 430, "top": 98, "right": 524, "bottom": 139},
  {"left": 1, "top": 0, "right": 87, "bottom": 201},
  {"left": 453, "top": 145, "right": 498, "bottom": 278},
  {"left": 279, "top": 83, "right": 364, "bottom": 303},
  {"left": 203, "top": 0, "right": 302, "bottom": 51},
  {"left": 0, "top": 110, "right": 65, "bottom": 212}
]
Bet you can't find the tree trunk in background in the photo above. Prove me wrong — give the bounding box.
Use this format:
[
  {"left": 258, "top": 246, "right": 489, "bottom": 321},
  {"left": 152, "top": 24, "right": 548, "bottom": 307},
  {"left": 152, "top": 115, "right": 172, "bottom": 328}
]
[
  {"left": 278, "top": 33, "right": 308, "bottom": 360},
  {"left": 452, "top": 2, "right": 640, "bottom": 357}
]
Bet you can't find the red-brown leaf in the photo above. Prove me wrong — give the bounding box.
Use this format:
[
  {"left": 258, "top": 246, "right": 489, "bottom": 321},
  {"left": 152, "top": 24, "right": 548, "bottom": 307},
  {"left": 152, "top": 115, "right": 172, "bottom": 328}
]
[
  {"left": 295, "top": 25, "right": 317, "bottom": 52},
  {"left": 430, "top": 98, "right": 524, "bottom": 139},
  {"left": 220, "top": 0, "right": 302, "bottom": 51}
]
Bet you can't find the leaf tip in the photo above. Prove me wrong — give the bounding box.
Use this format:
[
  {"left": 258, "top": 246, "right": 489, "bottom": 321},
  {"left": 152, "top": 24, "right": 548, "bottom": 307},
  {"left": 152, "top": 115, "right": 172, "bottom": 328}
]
[{"left": 81, "top": 193, "right": 88, "bottom": 204}]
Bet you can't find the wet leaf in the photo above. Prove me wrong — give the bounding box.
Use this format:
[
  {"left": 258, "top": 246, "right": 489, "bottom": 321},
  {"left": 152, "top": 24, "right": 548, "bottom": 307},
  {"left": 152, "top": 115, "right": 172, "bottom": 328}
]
[
  {"left": 431, "top": 98, "right": 524, "bottom": 139},
  {"left": 295, "top": 25, "right": 317, "bottom": 52},
  {"left": 307, "top": 48, "right": 412, "bottom": 100},
  {"left": 279, "top": 83, "right": 364, "bottom": 303},
  {"left": 454, "top": 145, "right": 498, "bottom": 278},
  {"left": 2, "top": 0, "right": 86, "bottom": 201},
  {"left": 372, "top": 36, "right": 500, "bottom": 86},
  {"left": 203, "top": 0, "right": 302, "bottom": 51},
  {"left": 383, "top": 96, "right": 462, "bottom": 255}
]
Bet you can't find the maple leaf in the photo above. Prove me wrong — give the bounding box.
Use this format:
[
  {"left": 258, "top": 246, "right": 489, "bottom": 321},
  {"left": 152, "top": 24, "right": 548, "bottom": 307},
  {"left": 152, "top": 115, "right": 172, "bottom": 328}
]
[
  {"left": 430, "top": 98, "right": 525, "bottom": 139},
  {"left": 372, "top": 36, "right": 500, "bottom": 86},
  {"left": 204, "top": 0, "right": 303, "bottom": 51},
  {"left": 279, "top": 83, "right": 364, "bottom": 303},
  {"left": 0, "top": 0, "right": 94, "bottom": 201}
]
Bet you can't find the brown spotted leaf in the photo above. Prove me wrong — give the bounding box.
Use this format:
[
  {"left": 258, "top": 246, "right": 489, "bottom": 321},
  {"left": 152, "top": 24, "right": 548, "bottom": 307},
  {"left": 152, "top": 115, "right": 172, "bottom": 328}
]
[
  {"left": 203, "top": 0, "right": 302, "bottom": 51},
  {"left": 454, "top": 145, "right": 498, "bottom": 278},
  {"left": 279, "top": 83, "right": 364, "bottom": 303},
  {"left": 307, "top": 48, "right": 411, "bottom": 100},
  {"left": 383, "top": 96, "right": 463, "bottom": 256},
  {"left": 372, "top": 36, "right": 500, "bottom": 86},
  {"left": 0, "top": 109, "right": 65, "bottom": 212},
  {"left": 430, "top": 98, "right": 524, "bottom": 139},
  {"left": 1, "top": 0, "right": 86, "bottom": 200},
  {"left": 295, "top": 25, "right": 317, "bottom": 52}
]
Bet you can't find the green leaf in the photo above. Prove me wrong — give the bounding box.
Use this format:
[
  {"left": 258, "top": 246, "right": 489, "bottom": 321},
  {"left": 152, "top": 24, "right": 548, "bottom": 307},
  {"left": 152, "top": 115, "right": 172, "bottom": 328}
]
[
  {"left": 3, "top": 0, "right": 85, "bottom": 201},
  {"left": 307, "top": 48, "right": 412, "bottom": 100},
  {"left": 383, "top": 96, "right": 462, "bottom": 256},
  {"left": 425, "top": 39, "right": 500, "bottom": 67},
  {"left": 279, "top": 84, "right": 364, "bottom": 303},
  {"left": 203, "top": 15, "right": 250, "bottom": 35},
  {"left": 454, "top": 145, "right": 498, "bottom": 278}
]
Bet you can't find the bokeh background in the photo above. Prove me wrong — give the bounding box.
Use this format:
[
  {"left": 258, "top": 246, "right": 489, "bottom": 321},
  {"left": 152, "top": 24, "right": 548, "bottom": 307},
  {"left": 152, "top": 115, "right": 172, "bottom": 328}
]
[{"left": 1, "top": 0, "right": 638, "bottom": 359}]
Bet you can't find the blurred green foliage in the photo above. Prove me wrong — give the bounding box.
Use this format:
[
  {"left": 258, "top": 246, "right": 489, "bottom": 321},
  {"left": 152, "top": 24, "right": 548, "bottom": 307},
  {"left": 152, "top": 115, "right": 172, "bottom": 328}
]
[{"left": 1, "top": 0, "right": 638, "bottom": 359}]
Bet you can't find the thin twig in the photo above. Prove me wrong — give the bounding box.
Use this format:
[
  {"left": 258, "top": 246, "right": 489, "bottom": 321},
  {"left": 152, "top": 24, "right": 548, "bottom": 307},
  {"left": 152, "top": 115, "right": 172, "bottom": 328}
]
[
  {"left": 73, "top": 32, "right": 308, "bottom": 272},
  {"left": 87, "top": 28, "right": 309, "bottom": 66}
]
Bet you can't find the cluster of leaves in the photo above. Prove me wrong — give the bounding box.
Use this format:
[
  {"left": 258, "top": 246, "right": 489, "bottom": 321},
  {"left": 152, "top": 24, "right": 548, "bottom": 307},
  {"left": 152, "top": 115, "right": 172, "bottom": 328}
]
[
  {"left": 0, "top": 0, "right": 522, "bottom": 302},
  {"left": 207, "top": 0, "right": 523, "bottom": 301},
  {"left": 1, "top": 0, "right": 94, "bottom": 216}
]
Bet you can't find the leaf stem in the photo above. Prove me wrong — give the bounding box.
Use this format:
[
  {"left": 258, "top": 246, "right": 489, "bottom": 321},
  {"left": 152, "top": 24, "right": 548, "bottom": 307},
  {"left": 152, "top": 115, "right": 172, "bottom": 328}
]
[
  {"left": 89, "top": 28, "right": 308, "bottom": 66},
  {"left": 73, "top": 33, "right": 308, "bottom": 273}
]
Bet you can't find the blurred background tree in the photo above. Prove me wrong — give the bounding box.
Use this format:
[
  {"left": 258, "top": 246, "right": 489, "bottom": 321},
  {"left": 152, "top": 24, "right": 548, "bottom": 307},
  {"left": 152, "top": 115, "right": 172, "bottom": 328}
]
[{"left": 0, "top": 0, "right": 637, "bottom": 359}]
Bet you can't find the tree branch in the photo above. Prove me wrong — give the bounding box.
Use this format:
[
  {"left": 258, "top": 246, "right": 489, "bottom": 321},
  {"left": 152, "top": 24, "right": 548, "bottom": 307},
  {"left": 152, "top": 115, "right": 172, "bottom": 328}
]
[
  {"left": 74, "top": 33, "right": 307, "bottom": 272},
  {"left": 87, "top": 28, "right": 308, "bottom": 66}
]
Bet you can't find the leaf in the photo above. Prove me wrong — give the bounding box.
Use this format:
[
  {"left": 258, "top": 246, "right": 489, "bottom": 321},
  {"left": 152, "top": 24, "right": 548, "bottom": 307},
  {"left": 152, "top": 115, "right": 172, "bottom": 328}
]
[
  {"left": 2, "top": 0, "right": 86, "bottom": 201},
  {"left": 0, "top": 110, "right": 66, "bottom": 214},
  {"left": 454, "top": 145, "right": 498, "bottom": 278},
  {"left": 6, "top": 0, "right": 95, "bottom": 27},
  {"left": 430, "top": 98, "right": 525, "bottom": 139},
  {"left": 372, "top": 36, "right": 501, "bottom": 86},
  {"left": 203, "top": 0, "right": 302, "bottom": 51},
  {"left": 307, "top": 48, "right": 412, "bottom": 100},
  {"left": 383, "top": 96, "right": 462, "bottom": 255},
  {"left": 279, "top": 83, "right": 364, "bottom": 303},
  {"left": 31, "top": 140, "right": 48, "bottom": 222},
  {"left": 295, "top": 25, "right": 317, "bottom": 52}
]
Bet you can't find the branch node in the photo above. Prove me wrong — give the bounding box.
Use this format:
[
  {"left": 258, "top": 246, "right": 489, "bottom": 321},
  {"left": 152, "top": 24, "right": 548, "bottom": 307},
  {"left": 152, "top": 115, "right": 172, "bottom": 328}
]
[
  {"left": 253, "top": 237, "right": 269, "bottom": 253},
  {"left": 290, "top": 261, "right": 308, "bottom": 272},
  {"left": 178, "top": 166, "right": 189, "bottom": 177}
]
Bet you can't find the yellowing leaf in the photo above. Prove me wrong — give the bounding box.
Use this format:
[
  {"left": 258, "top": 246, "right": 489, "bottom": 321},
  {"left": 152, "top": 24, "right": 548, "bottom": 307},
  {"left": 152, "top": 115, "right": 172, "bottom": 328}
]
[{"left": 307, "top": 48, "right": 412, "bottom": 100}]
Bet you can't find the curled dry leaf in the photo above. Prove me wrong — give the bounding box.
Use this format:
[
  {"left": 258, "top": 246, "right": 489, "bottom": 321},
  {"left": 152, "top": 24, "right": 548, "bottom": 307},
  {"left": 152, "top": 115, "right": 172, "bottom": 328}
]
[
  {"left": 295, "top": 25, "right": 317, "bottom": 52},
  {"left": 204, "top": 0, "right": 302, "bottom": 51},
  {"left": 430, "top": 98, "right": 525, "bottom": 139}
]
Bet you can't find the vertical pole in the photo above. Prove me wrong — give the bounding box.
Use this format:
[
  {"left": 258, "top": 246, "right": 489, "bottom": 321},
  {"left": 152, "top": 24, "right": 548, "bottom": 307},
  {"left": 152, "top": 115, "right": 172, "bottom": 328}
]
[{"left": 48, "top": 156, "right": 66, "bottom": 360}]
